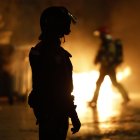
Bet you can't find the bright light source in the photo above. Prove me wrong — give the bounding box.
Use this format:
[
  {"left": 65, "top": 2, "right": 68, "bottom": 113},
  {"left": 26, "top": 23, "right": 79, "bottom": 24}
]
[{"left": 72, "top": 66, "right": 131, "bottom": 115}]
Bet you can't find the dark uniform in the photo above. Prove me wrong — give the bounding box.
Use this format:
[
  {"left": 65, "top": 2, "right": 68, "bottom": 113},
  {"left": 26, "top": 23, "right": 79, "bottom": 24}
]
[
  {"left": 28, "top": 6, "right": 80, "bottom": 140},
  {"left": 89, "top": 37, "right": 130, "bottom": 106}
]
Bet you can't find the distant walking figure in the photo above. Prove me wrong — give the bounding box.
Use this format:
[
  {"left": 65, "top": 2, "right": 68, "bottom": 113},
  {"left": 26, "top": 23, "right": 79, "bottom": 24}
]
[
  {"left": 88, "top": 27, "right": 130, "bottom": 107},
  {"left": 28, "top": 6, "right": 81, "bottom": 140}
]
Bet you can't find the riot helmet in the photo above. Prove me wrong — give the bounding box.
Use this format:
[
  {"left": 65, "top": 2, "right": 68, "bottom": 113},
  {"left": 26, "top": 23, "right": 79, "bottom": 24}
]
[{"left": 39, "top": 6, "right": 76, "bottom": 40}]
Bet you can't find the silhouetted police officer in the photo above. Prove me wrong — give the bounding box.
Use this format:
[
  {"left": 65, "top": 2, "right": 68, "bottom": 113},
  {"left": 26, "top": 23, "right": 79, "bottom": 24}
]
[
  {"left": 28, "top": 6, "right": 81, "bottom": 140},
  {"left": 89, "top": 27, "right": 130, "bottom": 107}
]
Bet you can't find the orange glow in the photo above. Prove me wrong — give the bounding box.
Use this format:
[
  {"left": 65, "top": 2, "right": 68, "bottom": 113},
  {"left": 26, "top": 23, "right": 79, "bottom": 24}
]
[
  {"left": 93, "top": 30, "right": 100, "bottom": 37},
  {"left": 72, "top": 66, "right": 131, "bottom": 121}
]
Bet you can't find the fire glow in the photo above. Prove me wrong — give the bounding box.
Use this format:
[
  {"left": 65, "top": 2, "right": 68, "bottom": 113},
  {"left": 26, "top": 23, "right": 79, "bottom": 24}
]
[
  {"left": 72, "top": 66, "right": 131, "bottom": 107},
  {"left": 70, "top": 66, "right": 131, "bottom": 124}
]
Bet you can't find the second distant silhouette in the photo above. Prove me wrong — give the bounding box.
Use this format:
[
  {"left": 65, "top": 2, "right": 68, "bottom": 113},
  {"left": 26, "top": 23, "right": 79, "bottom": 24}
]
[{"left": 88, "top": 27, "right": 130, "bottom": 107}]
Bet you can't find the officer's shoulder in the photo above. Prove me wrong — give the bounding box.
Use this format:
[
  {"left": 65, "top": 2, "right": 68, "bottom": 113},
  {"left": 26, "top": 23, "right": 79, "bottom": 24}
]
[
  {"left": 29, "top": 42, "right": 42, "bottom": 57},
  {"left": 60, "top": 47, "right": 72, "bottom": 57},
  {"left": 30, "top": 47, "right": 40, "bottom": 56}
]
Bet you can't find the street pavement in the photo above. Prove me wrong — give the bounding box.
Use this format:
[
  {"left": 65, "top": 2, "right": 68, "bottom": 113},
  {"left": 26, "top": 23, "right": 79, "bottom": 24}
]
[{"left": 0, "top": 93, "right": 140, "bottom": 140}]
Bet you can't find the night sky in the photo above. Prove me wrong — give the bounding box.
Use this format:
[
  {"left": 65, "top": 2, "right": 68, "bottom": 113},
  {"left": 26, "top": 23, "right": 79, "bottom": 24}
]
[{"left": 0, "top": 0, "right": 140, "bottom": 92}]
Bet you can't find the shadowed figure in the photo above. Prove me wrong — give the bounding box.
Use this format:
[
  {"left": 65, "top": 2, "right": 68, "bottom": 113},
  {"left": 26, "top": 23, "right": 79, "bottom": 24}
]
[
  {"left": 28, "top": 6, "right": 81, "bottom": 140},
  {"left": 89, "top": 27, "right": 130, "bottom": 107}
]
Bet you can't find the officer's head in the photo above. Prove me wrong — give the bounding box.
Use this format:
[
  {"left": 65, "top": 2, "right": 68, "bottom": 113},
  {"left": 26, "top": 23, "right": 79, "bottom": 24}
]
[{"left": 39, "top": 6, "right": 76, "bottom": 40}]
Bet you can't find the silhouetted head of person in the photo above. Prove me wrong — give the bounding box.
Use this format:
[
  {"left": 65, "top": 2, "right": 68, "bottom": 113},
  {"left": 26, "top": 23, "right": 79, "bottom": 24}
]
[
  {"left": 94, "top": 26, "right": 112, "bottom": 43},
  {"left": 39, "top": 6, "right": 76, "bottom": 40}
]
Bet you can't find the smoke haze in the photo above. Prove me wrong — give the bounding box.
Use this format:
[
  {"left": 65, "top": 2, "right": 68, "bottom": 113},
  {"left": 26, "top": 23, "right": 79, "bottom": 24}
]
[{"left": 0, "top": 0, "right": 140, "bottom": 92}]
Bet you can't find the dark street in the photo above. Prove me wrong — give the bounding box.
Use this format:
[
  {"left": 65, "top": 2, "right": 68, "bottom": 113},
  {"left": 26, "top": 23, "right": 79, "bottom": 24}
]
[{"left": 0, "top": 93, "right": 140, "bottom": 140}]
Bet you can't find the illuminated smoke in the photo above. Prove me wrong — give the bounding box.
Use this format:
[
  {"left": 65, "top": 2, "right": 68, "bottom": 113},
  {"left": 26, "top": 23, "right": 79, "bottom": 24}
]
[{"left": 0, "top": 0, "right": 140, "bottom": 93}]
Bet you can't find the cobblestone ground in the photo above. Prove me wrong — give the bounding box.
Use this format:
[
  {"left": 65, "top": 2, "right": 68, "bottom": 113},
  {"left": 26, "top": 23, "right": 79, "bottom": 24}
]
[{"left": 0, "top": 94, "right": 140, "bottom": 140}]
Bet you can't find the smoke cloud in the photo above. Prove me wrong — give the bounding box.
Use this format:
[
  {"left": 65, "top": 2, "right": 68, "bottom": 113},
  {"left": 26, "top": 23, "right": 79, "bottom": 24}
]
[{"left": 0, "top": 0, "right": 140, "bottom": 92}]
